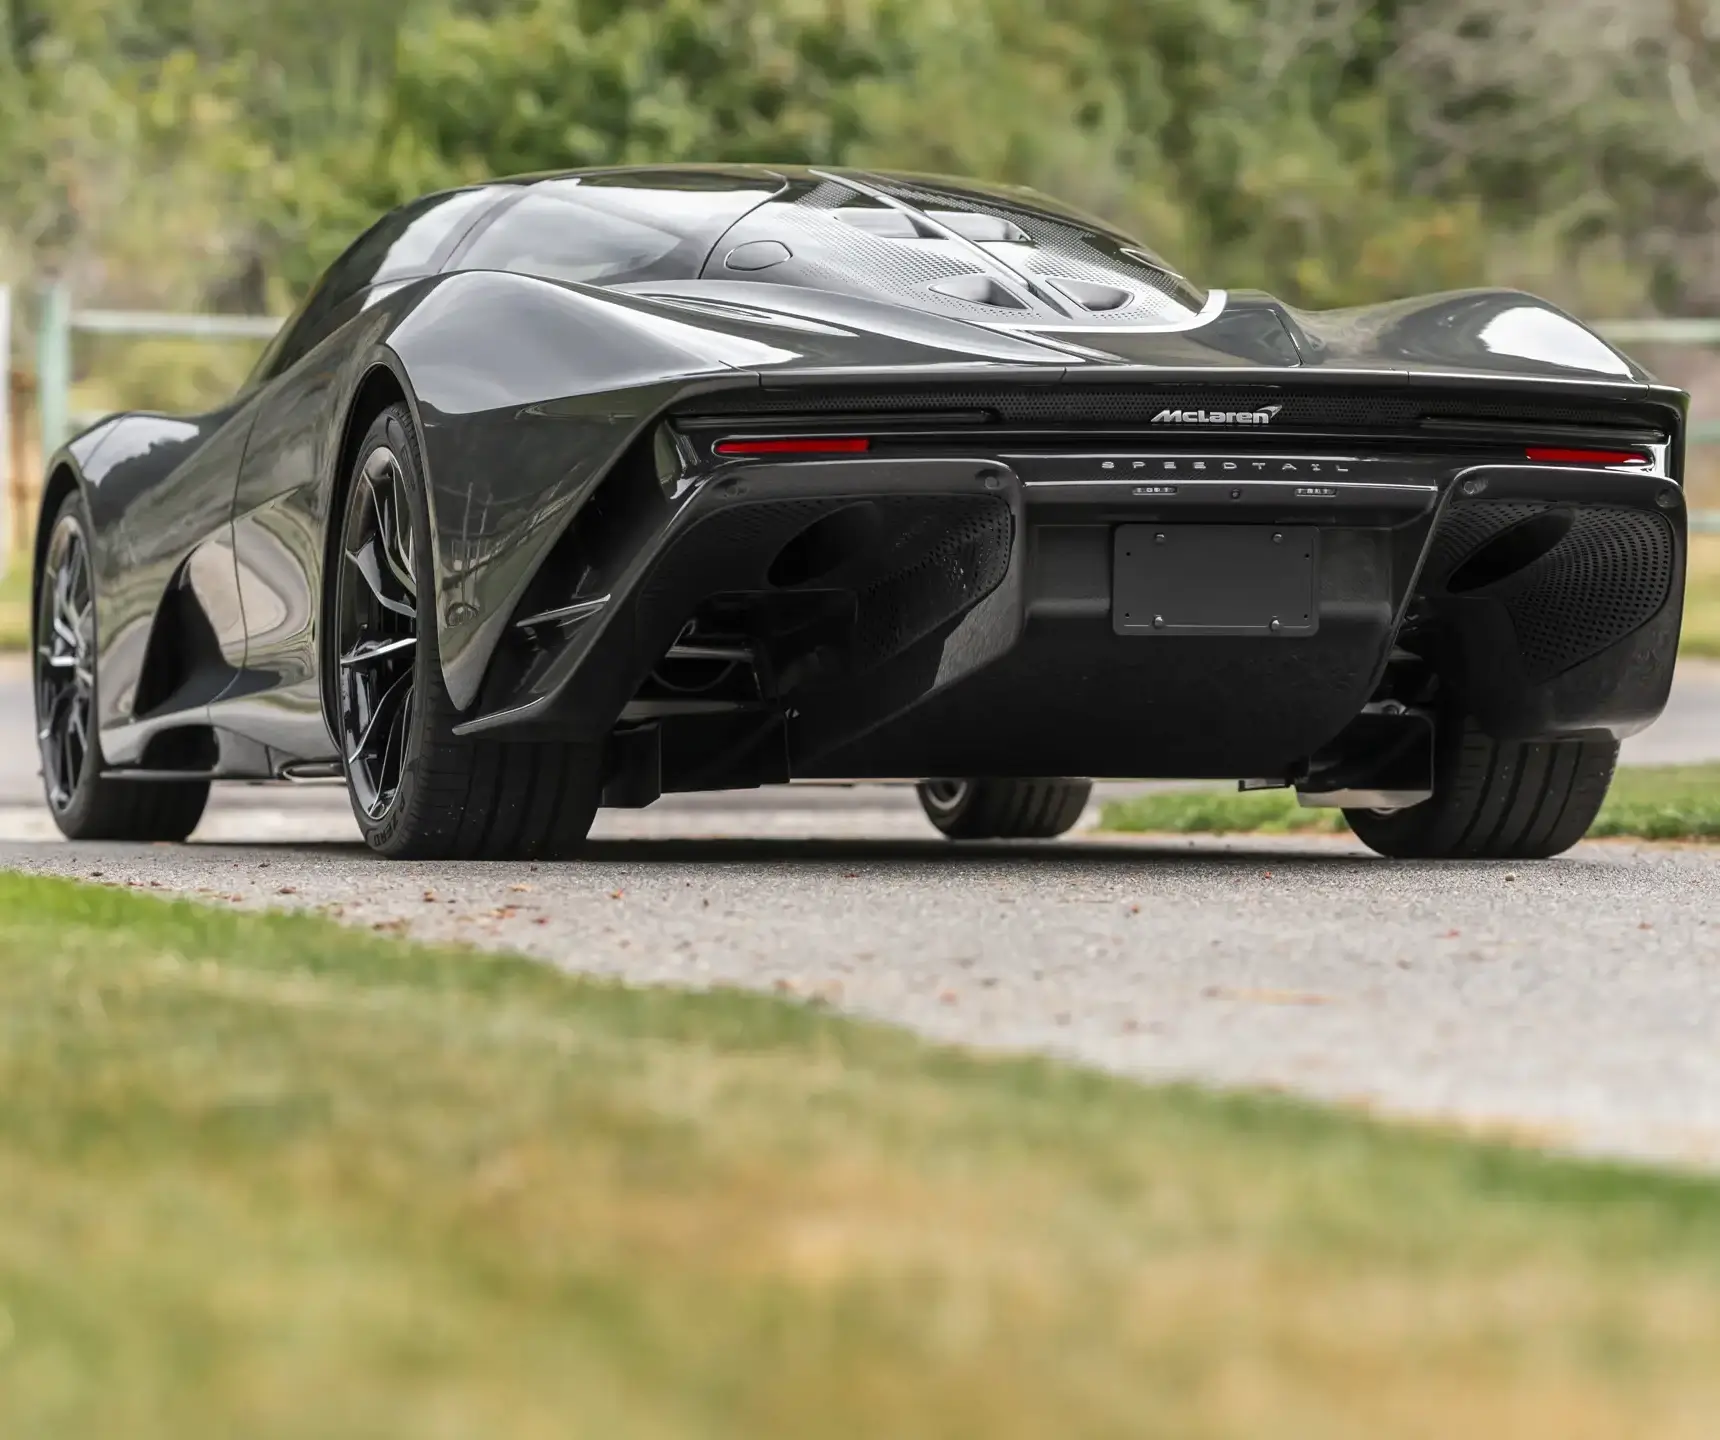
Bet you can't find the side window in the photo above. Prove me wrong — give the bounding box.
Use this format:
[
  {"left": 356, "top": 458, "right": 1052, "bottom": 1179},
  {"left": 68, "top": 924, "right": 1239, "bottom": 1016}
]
[
  {"left": 250, "top": 187, "right": 506, "bottom": 384},
  {"left": 452, "top": 174, "right": 781, "bottom": 287}
]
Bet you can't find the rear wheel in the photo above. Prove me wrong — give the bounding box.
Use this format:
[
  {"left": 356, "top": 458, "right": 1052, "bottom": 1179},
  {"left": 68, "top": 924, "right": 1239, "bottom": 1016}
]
[
  {"left": 916, "top": 778, "right": 1091, "bottom": 839},
  {"left": 1344, "top": 716, "right": 1616, "bottom": 860},
  {"left": 332, "top": 404, "right": 603, "bottom": 860},
  {"left": 34, "top": 493, "right": 209, "bottom": 841}
]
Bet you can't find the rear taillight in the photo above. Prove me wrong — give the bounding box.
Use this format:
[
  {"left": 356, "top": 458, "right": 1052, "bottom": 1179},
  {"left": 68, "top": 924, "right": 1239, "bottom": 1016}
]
[
  {"left": 1524, "top": 446, "right": 1649, "bottom": 466},
  {"left": 714, "top": 437, "right": 872, "bottom": 456}
]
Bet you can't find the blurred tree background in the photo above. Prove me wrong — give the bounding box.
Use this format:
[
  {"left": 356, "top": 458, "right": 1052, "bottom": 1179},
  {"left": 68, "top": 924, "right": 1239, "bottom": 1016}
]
[{"left": 5, "top": 0, "right": 1720, "bottom": 411}]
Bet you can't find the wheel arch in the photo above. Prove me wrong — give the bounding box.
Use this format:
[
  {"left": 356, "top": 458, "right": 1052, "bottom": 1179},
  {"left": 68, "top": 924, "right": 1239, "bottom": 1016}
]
[{"left": 33, "top": 461, "right": 84, "bottom": 638}]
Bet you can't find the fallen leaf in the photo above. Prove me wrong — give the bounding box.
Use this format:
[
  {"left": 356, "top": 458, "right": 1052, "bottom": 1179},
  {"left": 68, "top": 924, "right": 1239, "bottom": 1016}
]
[{"left": 1204, "top": 985, "right": 1331, "bottom": 1007}]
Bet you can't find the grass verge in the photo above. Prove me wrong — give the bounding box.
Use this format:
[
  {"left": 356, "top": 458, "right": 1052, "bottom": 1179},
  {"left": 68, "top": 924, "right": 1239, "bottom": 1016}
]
[
  {"left": 1683, "top": 532, "right": 1720, "bottom": 659},
  {"left": 1103, "top": 764, "right": 1720, "bottom": 841},
  {"left": 5, "top": 874, "right": 1720, "bottom": 1437},
  {"left": 0, "top": 560, "right": 28, "bottom": 654}
]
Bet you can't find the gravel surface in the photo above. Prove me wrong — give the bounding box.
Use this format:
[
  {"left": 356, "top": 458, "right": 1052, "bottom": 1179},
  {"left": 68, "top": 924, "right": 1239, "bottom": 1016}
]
[{"left": 3, "top": 824, "right": 1719, "bottom": 1169}]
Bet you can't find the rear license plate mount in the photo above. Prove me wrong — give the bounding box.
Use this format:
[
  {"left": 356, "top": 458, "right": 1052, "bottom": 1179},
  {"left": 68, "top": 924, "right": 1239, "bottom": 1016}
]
[{"left": 1112, "top": 525, "right": 1319, "bottom": 636}]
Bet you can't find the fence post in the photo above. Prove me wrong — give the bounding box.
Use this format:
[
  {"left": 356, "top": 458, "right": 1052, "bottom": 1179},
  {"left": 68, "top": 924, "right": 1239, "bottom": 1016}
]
[
  {"left": 8, "top": 369, "right": 36, "bottom": 561},
  {"left": 0, "top": 281, "right": 9, "bottom": 572},
  {"left": 36, "top": 279, "right": 71, "bottom": 459}
]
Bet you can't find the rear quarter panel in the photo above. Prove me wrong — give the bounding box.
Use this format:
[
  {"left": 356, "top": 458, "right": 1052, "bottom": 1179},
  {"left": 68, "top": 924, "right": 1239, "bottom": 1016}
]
[{"left": 50, "top": 409, "right": 252, "bottom": 752}]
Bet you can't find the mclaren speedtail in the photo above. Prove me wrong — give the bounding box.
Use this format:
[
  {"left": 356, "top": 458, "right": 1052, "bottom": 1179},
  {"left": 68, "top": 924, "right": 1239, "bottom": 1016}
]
[{"left": 34, "top": 166, "right": 1687, "bottom": 858}]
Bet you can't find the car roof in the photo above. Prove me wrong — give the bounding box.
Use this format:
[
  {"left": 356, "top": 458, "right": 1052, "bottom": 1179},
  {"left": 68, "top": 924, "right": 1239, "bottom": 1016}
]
[{"left": 437, "top": 164, "right": 1204, "bottom": 323}]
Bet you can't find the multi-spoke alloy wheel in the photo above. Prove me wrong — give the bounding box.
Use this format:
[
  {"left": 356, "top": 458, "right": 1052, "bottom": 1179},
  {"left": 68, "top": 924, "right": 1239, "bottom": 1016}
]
[
  {"left": 32, "top": 493, "right": 208, "bottom": 841},
  {"left": 37, "top": 516, "right": 95, "bottom": 814},
  {"left": 335, "top": 443, "right": 420, "bottom": 822}
]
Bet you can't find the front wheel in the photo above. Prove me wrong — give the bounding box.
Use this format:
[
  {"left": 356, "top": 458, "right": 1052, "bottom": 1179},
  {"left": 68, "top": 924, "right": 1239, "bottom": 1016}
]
[
  {"left": 1344, "top": 716, "right": 1617, "bottom": 860},
  {"left": 331, "top": 404, "right": 603, "bottom": 860},
  {"left": 916, "top": 778, "right": 1092, "bottom": 839}
]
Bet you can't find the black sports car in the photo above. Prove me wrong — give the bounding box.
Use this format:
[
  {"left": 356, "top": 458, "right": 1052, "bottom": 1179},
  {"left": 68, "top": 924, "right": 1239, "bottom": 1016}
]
[{"left": 34, "top": 165, "right": 1687, "bottom": 859}]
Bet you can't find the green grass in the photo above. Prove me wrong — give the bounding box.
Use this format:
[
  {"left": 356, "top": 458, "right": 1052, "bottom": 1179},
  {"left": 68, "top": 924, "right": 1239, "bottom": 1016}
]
[
  {"left": 7, "top": 875, "right": 1720, "bottom": 1437},
  {"left": 1682, "top": 533, "right": 1720, "bottom": 659},
  {"left": 0, "top": 560, "right": 28, "bottom": 653},
  {"left": 1103, "top": 765, "right": 1720, "bottom": 842},
  {"left": 1101, "top": 786, "right": 1349, "bottom": 837},
  {"left": 1588, "top": 764, "right": 1720, "bottom": 840}
]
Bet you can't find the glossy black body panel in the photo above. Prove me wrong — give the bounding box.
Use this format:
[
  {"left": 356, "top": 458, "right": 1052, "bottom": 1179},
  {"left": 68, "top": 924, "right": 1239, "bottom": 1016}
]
[{"left": 37, "top": 163, "right": 1688, "bottom": 794}]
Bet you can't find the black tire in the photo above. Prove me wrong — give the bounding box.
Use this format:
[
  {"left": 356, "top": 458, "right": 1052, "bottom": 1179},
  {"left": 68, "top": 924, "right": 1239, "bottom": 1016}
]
[
  {"left": 1344, "top": 715, "right": 1617, "bottom": 860},
  {"left": 916, "top": 778, "right": 1092, "bottom": 839},
  {"left": 34, "top": 491, "right": 209, "bottom": 842},
  {"left": 330, "top": 404, "right": 603, "bottom": 860}
]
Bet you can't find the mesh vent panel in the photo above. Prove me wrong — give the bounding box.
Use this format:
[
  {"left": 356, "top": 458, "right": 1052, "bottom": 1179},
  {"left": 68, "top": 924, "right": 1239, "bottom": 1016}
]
[
  {"left": 1422, "top": 501, "right": 1548, "bottom": 584},
  {"left": 1494, "top": 508, "right": 1675, "bottom": 680},
  {"left": 851, "top": 500, "right": 1014, "bottom": 669},
  {"left": 636, "top": 493, "right": 1013, "bottom": 674}
]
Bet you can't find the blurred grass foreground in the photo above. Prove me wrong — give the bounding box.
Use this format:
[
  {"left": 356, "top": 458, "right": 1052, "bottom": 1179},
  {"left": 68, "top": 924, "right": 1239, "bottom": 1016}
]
[{"left": 6, "top": 871, "right": 1720, "bottom": 1438}]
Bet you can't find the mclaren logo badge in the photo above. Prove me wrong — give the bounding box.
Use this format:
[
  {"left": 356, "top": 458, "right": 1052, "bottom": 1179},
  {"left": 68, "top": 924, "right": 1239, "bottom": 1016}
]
[{"left": 1151, "top": 405, "right": 1283, "bottom": 426}]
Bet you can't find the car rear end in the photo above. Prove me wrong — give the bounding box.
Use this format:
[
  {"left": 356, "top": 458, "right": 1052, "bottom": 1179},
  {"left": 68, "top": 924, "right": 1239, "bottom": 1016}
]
[
  {"left": 470, "top": 364, "right": 1682, "bottom": 855},
  {"left": 655, "top": 374, "right": 1683, "bottom": 781}
]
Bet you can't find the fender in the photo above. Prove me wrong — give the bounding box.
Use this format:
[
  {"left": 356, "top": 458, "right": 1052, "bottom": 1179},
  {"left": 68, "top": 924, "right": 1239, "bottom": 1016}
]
[
  {"left": 379, "top": 270, "right": 801, "bottom": 709},
  {"left": 44, "top": 407, "right": 254, "bottom": 748}
]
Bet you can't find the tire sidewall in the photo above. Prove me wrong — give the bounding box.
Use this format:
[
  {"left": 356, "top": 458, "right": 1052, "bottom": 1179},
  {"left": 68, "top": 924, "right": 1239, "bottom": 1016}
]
[
  {"left": 339, "top": 406, "right": 442, "bottom": 854},
  {"left": 35, "top": 491, "right": 105, "bottom": 832}
]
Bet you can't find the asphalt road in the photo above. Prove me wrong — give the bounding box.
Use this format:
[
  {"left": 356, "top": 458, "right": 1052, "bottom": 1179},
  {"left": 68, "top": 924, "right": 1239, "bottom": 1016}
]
[{"left": 2, "top": 654, "right": 1719, "bottom": 1168}]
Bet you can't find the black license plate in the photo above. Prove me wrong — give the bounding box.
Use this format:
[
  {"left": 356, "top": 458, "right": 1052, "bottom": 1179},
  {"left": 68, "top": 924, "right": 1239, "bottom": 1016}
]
[{"left": 1113, "top": 525, "right": 1319, "bottom": 636}]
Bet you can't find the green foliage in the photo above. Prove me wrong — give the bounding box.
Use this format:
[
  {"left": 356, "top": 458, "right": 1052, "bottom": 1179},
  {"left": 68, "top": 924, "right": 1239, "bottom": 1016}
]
[
  {"left": 0, "top": 560, "right": 29, "bottom": 650},
  {"left": 0, "top": 0, "right": 1713, "bottom": 363}
]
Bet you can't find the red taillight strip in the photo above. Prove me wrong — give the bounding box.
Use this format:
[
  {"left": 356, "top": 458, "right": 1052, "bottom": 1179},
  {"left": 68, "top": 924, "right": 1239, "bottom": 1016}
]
[
  {"left": 714, "top": 437, "right": 872, "bottom": 456},
  {"left": 1524, "top": 446, "right": 1649, "bottom": 466}
]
